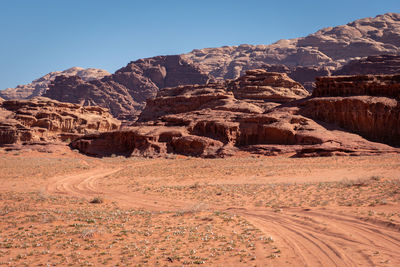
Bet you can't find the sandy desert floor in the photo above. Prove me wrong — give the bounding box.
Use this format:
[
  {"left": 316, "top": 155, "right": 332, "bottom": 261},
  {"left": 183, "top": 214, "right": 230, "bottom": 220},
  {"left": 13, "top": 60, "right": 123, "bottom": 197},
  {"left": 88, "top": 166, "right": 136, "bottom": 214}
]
[{"left": 0, "top": 147, "right": 400, "bottom": 266}]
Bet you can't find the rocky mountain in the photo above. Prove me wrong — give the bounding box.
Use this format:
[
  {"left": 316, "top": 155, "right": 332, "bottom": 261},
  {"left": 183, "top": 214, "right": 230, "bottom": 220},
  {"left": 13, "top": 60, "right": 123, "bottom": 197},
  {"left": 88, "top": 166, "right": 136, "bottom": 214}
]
[
  {"left": 44, "top": 55, "right": 211, "bottom": 120},
  {"left": 0, "top": 97, "right": 120, "bottom": 146},
  {"left": 71, "top": 70, "right": 399, "bottom": 158},
  {"left": 0, "top": 67, "right": 110, "bottom": 100},
  {"left": 2, "top": 13, "right": 399, "bottom": 119},
  {"left": 183, "top": 13, "right": 400, "bottom": 79}
]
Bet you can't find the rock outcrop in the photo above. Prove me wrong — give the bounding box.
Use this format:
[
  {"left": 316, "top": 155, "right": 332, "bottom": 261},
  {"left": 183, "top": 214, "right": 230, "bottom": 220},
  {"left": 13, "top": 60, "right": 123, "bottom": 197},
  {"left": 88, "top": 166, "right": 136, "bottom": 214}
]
[
  {"left": 301, "top": 74, "right": 400, "bottom": 146},
  {"left": 333, "top": 55, "right": 400, "bottom": 75},
  {"left": 264, "top": 65, "right": 331, "bottom": 92},
  {"left": 312, "top": 74, "right": 400, "bottom": 99},
  {"left": 229, "top": 70, "right": 310, "bottom": 102},
  {"left": 0, "top": 97, "right": 120, "bottom": 146},
  {"left": 0, "top": 67, "right": 110, "bottom": 100},
  {"left": 44, "top": 55, "right": 211, "bottom": 119},
  {"left": 71, "top": 71, "right": 398, "bottom": 158},
  {"left": 139, "top": 70, "right": 308, "bottom": 122}
]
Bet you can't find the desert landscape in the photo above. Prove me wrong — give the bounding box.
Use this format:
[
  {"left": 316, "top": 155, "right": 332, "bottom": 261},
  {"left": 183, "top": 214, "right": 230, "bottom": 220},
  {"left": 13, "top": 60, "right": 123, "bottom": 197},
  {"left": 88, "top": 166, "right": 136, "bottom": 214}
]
[
  {"left": 0, "top": 149, "right": 400, "bottom": 266},
  {"left": 1, "top": 8, "right": 400, "bottom": 267}
]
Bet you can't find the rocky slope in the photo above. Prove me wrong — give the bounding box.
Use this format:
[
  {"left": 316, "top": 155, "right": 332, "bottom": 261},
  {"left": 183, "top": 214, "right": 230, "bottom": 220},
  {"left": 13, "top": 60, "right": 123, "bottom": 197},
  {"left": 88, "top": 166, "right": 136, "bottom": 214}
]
[
  {"left": 0, "top": 97, "right": 120, "bottom": 146},
  {"left": 183, "top": 13, "right": 400, "bottom": 79},
  {"left": 0, "top": 67, "right": 110, "bottom": 100},
  {"left": 44, "top": 55, "right": 211, "bottom": 120},
  {"left": 71, "top": 71, "right": 398, "bottom": 158}
]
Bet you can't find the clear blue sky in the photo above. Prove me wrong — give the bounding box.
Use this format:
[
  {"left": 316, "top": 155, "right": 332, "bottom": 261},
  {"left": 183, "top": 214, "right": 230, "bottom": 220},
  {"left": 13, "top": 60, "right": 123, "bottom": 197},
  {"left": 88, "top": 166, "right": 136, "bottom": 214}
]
[{"left": 0, "top": 0, "right": 399, "bottom": 89}]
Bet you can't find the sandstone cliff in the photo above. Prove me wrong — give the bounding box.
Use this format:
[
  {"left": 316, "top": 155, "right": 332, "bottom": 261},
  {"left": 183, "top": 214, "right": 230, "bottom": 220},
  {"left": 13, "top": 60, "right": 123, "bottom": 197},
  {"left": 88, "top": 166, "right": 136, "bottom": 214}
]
[
  {"left": 333, "top": 55, "right": 400, "bottom": 75},
  {"left": 71, "top": 71, "right": 398, "bottom": 158},
  {"left": 0, "top": 67, "right": 110, "bottom": 100},
  {"left": 0, "top": 97, "right": 120, "bottom": 146},
  {"left": 312, "top": 74, "right": 400, "bottom": 99},
  {"left": 301, "top": 74, "right": 400, "bottom": 146}
]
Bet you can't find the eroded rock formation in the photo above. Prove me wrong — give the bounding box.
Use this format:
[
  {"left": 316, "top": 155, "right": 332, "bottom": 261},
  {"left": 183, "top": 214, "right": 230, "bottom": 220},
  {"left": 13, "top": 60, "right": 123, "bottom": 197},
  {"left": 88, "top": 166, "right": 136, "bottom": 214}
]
[
  {"left": 0, "top": 97, "right": 120, "bottom": 146},
  {"left": 312, "top": 74, "right": 400, "bottom": 99},
  {"left": 71, "top": 71, "right": 399, "bottom": 158},
  {"left": 301, "top": 74, "right": 400, "bottom": 146},
  {"left": 333, "top": 55, "right": 400, "bottom": 75},
  {"left": 229, "top": 70, "right": 310, "bottom": 102}
]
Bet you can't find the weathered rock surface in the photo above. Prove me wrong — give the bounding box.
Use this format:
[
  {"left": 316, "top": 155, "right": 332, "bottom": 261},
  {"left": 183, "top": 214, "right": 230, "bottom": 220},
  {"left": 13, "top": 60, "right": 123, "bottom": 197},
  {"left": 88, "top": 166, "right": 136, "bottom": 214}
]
[
  {"left": 0, "top": 97, "right": 120, "bottom": 146},
  {"left": 264, "top": 64, "right": 331, "bottom": 92},
  {"left": 45, "top": 75, "right": 140, "bottom": 121},
  {"left": 0, "top": 67, "right": 110, "bottom": 100},
  {"left": 312, "top": 74, "right": 400, "bottom": 99},
  {"left": 71, "top": 72, "right": 399, "bottom": 158},
  {"left": 333, "top": 55, "right": 400, "bottom": 75},
  {"left": 183, "top": 13, "right": 400, "bottom": 80},
  {"left": 229, "top": 70, "right": 310, "bottom": 102},
  {"left": 302, "top": 74, "right": 400, "bottom": 146},
  {"left": 139, "top": 70, "right": 308, "bottom": 122},
  {"left": 44, "top": 55, "right": 211, "bottom": 120}
]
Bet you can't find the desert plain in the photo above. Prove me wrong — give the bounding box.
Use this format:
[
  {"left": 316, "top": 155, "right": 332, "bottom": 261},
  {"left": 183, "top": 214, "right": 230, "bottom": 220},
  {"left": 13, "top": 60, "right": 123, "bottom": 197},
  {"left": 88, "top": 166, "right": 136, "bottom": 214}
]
[{"left": 0, "top": 146, "right": 399, "bottom": 266}]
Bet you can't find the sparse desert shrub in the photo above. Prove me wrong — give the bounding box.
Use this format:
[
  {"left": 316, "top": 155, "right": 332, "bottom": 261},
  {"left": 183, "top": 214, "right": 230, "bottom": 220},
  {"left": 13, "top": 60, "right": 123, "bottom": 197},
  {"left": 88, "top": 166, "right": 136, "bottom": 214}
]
[
  {"left": 370, "top": 175, "right": 381, "bottom": 181},
  {"left": 89, "top": 196, "right": 104, "bottom": 204},
  {"left": 340, "top": 177, "right": 370, "bottom": 187},
  {"left": 189, "top": 182, "right": 200, "bottom": 189}
]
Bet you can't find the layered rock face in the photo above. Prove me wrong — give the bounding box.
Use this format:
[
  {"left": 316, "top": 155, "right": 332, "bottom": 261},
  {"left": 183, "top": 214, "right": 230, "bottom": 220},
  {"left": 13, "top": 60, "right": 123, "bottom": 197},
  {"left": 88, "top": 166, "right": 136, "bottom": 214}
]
[
  {"left": 44, "top": 75, "right": 140, "bottom": 121},
  {"left": 229, "top": 70, "right": 310, "bottom": 102},
  {"left": 44, "top": 55, "right": 210, "bottom": 119},
  {"left": 333, "top": 55, "right": 400, "bottom": 75},
  {"left": 0, "top": 67, "right": 110, "bottom": 100},
  {"left": 183, "top": 13, "right": 400, "bottom": 79},
  {"left": 312, "top": 74, "right": 400, "bottom": 98},
  {"left": 71, "top": 71, "right": 398, "bottom": 158},
  {"left": 302, "top": 74, "right": 400, "bottom": 146},
  {"left": 0, "top": 97, "right": 120, "bottom": 146},
  {"left": 264, "top": 65, "right": 331, "bottom": 92}
]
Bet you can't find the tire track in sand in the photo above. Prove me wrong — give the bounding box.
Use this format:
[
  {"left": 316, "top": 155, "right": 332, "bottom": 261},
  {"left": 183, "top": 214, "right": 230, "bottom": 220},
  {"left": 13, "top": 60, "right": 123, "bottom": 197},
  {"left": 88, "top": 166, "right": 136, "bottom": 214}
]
[
  {"left": 46, "top": 162, "right": 193, "bottom": 211},
  {"left": 229, "top": 207, "right": 400, "bottom": 266},
  {"left": 46, "top": 165, "right": 400, "bottom": 266}
]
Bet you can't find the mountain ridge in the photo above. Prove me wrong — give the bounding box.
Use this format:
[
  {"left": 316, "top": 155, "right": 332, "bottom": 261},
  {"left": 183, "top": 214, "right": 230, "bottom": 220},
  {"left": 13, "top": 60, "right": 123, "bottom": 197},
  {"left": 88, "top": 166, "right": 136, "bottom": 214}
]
[{"left": 1, "top": 12, "right": 399, "bottom": 119}]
